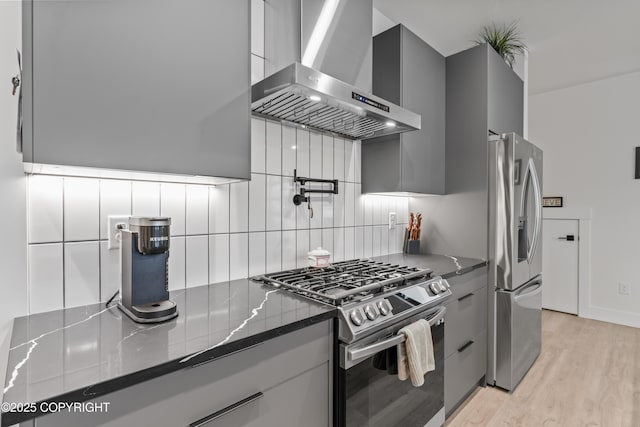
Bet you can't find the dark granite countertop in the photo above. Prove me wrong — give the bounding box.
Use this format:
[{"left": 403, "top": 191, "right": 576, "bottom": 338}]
[
  {"left": 1, "top": 279, "right": 336, "bottom": 426},
  {"left": 371, "top": 253, "right": 486, "bottom": 279}
]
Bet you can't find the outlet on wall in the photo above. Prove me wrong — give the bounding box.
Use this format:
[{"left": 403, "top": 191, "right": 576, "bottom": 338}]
[
  {"left": 108, "top": 215, "right": 129, "bottom": 249},
  {"left": 388, "top": 212, "right": 397, "bottom": 229},
  {"left": 618, "top": 282, "right": 630, "bottom": 296}
]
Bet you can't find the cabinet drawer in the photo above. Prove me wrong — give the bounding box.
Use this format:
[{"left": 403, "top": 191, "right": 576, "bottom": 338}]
[
  {"left": 444, "top": 289, "right": 487, "bottom": 358},
  {"left": 446, "top": 265, "right": 487, "bottom": 301},
  {"left": 444, "top": 330, "right": 487, "bottom": 415},
  {"left": 198, "top": 362, "right": 329, "bottom": 427},
  {"left": 36, "top": 321, "right": 331, "bottom": 427}
]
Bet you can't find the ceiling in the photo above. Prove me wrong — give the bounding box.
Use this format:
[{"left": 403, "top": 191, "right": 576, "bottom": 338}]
[{"left": 373, "top": 0, "right": 640, "bottom": 94}]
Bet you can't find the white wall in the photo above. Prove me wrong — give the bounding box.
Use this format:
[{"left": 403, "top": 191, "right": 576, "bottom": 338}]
[
  {"left": 0, "top": 0, "right": 29, "bottom": 401},
  {"left": 529, "top": 71, "right": 640, "bottom": 327}
]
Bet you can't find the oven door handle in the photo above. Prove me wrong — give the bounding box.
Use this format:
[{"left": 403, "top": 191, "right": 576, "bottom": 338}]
[{"left": 347, "top": 306, "right": 446, "bottom": 363}]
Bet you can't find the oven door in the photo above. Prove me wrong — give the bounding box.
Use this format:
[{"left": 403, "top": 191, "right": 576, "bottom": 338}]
[{"left": 336, "top": 305, "right": 446, "bottom": 427}]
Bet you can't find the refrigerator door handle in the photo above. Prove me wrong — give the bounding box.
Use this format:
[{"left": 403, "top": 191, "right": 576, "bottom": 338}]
[
  {"left": 514, "top": 278, "right": 542, "bottom": 301},
  {"left": 526, "top": 159, "right": 542, "bottom": 264}
]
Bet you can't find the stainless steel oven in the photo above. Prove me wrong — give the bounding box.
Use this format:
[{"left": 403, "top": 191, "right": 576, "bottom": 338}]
[
  {"left": 336, "top": 305, "right": 446, "bottom": 427},
  {"left": 255, "top": 259, "right": 451, "bottom": 427}
]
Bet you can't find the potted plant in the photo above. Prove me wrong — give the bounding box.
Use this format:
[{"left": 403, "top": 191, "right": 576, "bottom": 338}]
[{"left": 476, "top": 22, "right": 527, "bottom": 68}]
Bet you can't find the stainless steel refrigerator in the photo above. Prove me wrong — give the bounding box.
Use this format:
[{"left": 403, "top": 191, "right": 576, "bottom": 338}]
[{"left": 487, "top": 132, "right": 543, "bottom": 391}]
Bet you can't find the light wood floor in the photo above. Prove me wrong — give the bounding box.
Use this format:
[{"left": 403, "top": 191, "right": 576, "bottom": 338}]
[{"left": 446, "top": 309, "right": 640, "bottom": 427}]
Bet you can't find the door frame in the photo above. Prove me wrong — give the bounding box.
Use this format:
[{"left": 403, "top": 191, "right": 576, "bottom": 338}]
[{"left": 542, "top": 207, "right": 592, "bottom": 318}]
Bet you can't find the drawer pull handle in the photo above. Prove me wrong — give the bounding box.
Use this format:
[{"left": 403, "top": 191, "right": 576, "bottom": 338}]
[
  {"left": 457, "top": 340, "right": 474, "bottom": 353},
  {"left": 189, "top": 392, "right": 264, "bottom": 426},
  {"left": 458, "top": 293, "right": 474, "bottom": 302}
]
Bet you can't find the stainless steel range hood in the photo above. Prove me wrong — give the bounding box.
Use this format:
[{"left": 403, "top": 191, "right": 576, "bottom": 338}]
[
  {"left": 252, "top": 0, "right": 421, "bottom": 140},
  {"left": 251, "top": 63, "right": 420, "bottom": 140}
]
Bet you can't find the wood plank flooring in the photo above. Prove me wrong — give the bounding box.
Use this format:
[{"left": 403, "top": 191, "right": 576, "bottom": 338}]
[{"left": 446, "top": 309, "right": 640, "bottom": 427}]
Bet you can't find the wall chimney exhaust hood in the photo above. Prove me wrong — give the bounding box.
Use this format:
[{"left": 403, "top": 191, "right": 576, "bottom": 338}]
[
  {"left": 251, "top": 63, "right": 420, "bottom": 140},
  {"left": 252, "top": 0, "right": 421, "bottom": 140}
]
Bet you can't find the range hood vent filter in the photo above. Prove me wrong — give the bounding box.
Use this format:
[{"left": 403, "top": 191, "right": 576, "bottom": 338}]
[{"left": 251, "top": 63, "right": 420, "bottom": 140}]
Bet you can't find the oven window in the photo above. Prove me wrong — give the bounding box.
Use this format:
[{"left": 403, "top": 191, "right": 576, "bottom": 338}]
[{"left": 340, "top": 323, "right": 444, "bottom": 426}]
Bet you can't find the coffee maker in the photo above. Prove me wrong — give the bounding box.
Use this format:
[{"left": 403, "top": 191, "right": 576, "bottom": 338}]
[{"left": 118, "top": 217, "right": 178, "bottom": 323}]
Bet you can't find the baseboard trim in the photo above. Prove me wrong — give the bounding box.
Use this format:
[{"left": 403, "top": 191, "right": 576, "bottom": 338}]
[{"left": 586, "top": 306, "right": 640, "bottom": 328}]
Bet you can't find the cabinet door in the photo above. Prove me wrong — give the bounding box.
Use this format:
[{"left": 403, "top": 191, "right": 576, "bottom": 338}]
[
  {"left": 400, "top": 27, "right": 446, "bottom": 194},
  {"left": 487, "top": 47, "right": 524, "bottom": 136},
  {"left": 26, "top": 0, "right": 250, "bottom": 180}
]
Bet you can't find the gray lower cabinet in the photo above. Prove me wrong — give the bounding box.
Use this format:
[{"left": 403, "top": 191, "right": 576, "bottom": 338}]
[
  {"left": 35, "top": 321, "right": 332, "bottom": 427},
  {"left": 444, "top": 267, "right": 488, "bottom": 416},
  {"left": 362, "top": 24, "right": 446, "bottom": 195},
  {"left": 21, "top": 0, "right": 250, "bottom": 181}
]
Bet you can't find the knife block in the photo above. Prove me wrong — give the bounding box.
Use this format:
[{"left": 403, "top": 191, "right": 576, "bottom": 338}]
[{"left": 406, "top": 240, "right": 420, "bottom": 254}]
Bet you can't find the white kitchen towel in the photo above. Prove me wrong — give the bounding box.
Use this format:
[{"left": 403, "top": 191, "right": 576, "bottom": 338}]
[{"left": 397, "top": 318, "right": 435, "bottom": 386}]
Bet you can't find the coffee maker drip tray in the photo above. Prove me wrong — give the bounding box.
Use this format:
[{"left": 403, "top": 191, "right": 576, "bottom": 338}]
[{"left": 118, "top": 300, "right": 178, "bottom": 324}]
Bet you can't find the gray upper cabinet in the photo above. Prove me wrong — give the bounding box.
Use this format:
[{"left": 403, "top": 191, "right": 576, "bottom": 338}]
[
  {"left": 22, "top": 0, "right": 250, "bottom": 181},
  {"left": 362, "top": 24, "right": 445, "bottom": 194},
  {"left": 487, "top": 48, "right": 524, "bottom": 136}
]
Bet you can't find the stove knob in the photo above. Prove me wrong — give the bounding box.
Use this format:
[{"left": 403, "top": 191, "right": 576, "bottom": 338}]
[
  {"left": 364, "top": 304, "right": 378, "bottom": 321},
  {"left": 350, "top": 309, "right": 365, "bottom": 326},
  {"left": 377, "top": 300, "right": 390, "bottom": 316},
  {"left": 429, "top": 283, "right": 441, "bottom": 294},
  {"left": 438, "top": 282, "right": 448, "bottom": 292}
]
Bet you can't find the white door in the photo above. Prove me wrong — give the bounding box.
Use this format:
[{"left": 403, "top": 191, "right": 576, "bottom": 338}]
[{"left": 542, "top": 219, "right": 579, "bottom": 314}]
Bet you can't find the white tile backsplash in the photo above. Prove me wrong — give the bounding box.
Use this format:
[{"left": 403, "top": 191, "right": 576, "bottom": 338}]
[
  {"left": 281, "top": 230, "right": 296, "bottom": 270},
  {"left": 209, "top": 184, "right": 230, "bottom": 234},
  {"left": 168, "top": 236, "right": 186, "bottom": 291},
  {"left": 251, "top": 54, "right": 265, "bottom": 85},
  {"left": 250, "top": 0, "right": 264, "bottom": 57},
  {"left": 249, "top": 173, "right": 266, "bottom": 232},
  {"left": 229, "top": 181, "right": 249, "bottom": 233},
  {"left": 296, "top": 230, "right": 309, "bottom": 268},
  {"left": 333, "top": 138, "right": 345, "bottom": 181},
  {"left": 209, "top": 234, "right": 230, "bottom": 284},
  {"left": 229, "top": 233, "right": 249, "bottom": 280},
  {"left": 25, "top": 121, "right": 410, "bottom": 314},
  {"left": 132, "top": 181, "right": 160, "bottom": 216},
  {"left": 249, "top": 232, "right": 266, "bottom": 276},
  {"left": 282, "top": 125, "right": 297, "bottom": 177},
  {"left": 266, "top": 175, "right": 282, "bottom": 231},
  {"left": 310, "top": 228, "right": 322, "bottom": 251},
  {"left": 28, "top": 243, "right": 63, "bottom": 313},
  {"left": 296, "top": 129, "right": 310, "bottom": 176},
  {"left": 186, "top": 235, "right": 209, "bottom": 288},
  {"left": 100, "top": 179, "right": 131, "bottom": 240},
  {"left": 344, "top": 227, "right": 355, "bottom": 260},
  {"left": 281, "top": 179, "right": 296, "bottom": 230},
  {"left": 265, "top": 231, "right": 282, "bottom": 273},
  {"left": 333, "top": 227, "right": 345, "bottom": 262},
  {"left": 64, "top": 178, "right": 99, "bottom": 241},
  {"left": 100, "top": 241, "right": 119, "bottom": 301},
  {"left": 161, "top": 183, "right": 186, "bottom": 236},
  {"left": 251, "top": 118, "right": 266, "bottom": 173},
  {"left": 265, "top": 121, "right": 282, "bottom": 175},
  {"left": 322, "top": 228, "right": 334, "bottom": 256},
  {"left": 345, "top": 139, "right": 355, "bottom": 182},
  {"left": 186, "top": 185, "right": 209, "bottom": 235},
  {"left": 309, "top": 132, "right": 322, "bottom": 178},
  {"left": 64, "top": 241, "right": 99, "bottom": 308},
  {"left": 28, "top": 175, "right": 63, "bottom": 243}
]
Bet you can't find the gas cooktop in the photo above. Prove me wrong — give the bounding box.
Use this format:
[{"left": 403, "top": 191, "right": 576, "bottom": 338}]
[{"left": 255, "top": 259, "right": 452, "bottom": 343}]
